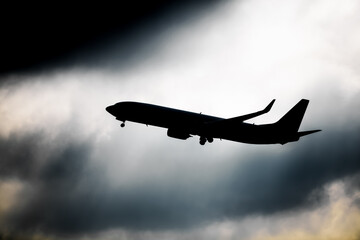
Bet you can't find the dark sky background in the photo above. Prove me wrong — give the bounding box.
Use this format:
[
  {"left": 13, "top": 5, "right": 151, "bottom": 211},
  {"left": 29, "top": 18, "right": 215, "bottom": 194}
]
[
  {"left": 1, "top": 1, "right": 360, "bottom": 240},
  {"left": 0, "top": 1, "right": 219, "bottom": 75}
]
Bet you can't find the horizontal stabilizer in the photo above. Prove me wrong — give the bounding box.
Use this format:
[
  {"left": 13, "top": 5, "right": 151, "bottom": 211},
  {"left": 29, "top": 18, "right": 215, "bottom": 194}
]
[{"left": 297, "top": 130, "right": 321, "bottom": 137}]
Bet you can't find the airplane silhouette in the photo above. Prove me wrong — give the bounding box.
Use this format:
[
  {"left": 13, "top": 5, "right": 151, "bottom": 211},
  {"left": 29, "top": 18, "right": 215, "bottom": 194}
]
[{"left": 106, "top": 99, "right": 321, "bottom": 145}]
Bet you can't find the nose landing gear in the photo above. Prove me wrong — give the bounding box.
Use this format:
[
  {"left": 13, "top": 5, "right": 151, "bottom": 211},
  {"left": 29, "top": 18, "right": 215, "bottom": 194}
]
[{"left": 120, "top": 121, "right": 125, "bottom": 128}]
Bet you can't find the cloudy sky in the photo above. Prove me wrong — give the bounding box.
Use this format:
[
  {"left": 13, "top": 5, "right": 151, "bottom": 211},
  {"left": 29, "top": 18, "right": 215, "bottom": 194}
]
[{"left": 1, "top": 0, "right": 360, "bottom": 239}]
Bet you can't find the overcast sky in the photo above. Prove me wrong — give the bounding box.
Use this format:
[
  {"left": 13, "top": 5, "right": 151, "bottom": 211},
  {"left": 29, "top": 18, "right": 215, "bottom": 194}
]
[{"left": 1, "top": 0, "right": 360, "bottom": 239}]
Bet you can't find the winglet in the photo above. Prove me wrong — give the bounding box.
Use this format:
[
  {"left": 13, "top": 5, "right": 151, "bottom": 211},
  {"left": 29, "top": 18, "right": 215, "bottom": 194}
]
[{"left": 264, "top": 99, "right": 276, "bottom": 113}]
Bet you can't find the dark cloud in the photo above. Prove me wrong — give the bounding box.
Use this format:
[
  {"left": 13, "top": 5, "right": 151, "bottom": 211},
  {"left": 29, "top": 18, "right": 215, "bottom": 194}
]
[
  {"left": 0, "top": 133, "right": 43, "bottom": 180},
  {"left": 1, "top": 122, "right": 360, "bottom": 236},
  {"left": 0, "top": 1, "right": 221, "bottom": 76},
  {"left": 0, "top": 132, "right": 91, "bottom": 182},
  {"left": 1, "top": 131, "right": 207, "bottom": 234},
  {"left": 222, "top": 127, "right": 360, "bottom": 217}
]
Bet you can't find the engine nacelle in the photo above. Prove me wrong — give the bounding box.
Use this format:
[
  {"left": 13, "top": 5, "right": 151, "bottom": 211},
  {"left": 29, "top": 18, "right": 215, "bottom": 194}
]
[{"left": 167, "top": 128, "right": 191, "bottom": 140}]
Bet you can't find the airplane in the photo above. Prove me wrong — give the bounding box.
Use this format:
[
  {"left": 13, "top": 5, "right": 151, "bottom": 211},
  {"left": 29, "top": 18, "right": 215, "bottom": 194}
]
[{"left": 106, "top": 99, "right": 321, "bottom": 145}]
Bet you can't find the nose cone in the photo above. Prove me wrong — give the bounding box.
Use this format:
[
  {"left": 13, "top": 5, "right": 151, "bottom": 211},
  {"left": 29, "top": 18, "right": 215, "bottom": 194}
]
[{"left": 106, "top": 105, "right": 115, "bottom": 116}]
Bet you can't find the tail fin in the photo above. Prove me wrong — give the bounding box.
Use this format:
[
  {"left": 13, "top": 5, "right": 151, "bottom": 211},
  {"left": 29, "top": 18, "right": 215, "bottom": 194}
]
[
  {"left": 276, "top": 99, "right": 309, "bottom": 132},
  {"left": 276, "top": 99, "right": 321, "bottom": 143}
]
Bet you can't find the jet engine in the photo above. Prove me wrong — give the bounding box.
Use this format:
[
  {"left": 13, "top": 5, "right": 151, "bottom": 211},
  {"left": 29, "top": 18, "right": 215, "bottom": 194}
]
[{"left": 167, "top": 128, "right": 191, "bottom": 140}]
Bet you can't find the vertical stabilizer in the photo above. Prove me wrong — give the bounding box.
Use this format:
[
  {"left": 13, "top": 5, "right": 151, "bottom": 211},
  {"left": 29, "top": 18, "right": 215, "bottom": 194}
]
[{"left": 276, "top": 99, "right": 309, "bottom": 132}]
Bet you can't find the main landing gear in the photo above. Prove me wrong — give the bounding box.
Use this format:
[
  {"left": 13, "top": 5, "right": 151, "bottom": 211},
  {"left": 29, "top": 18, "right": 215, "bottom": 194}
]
[
  {"left": 120, "top": 121, "right": 125, "bottom": 128},
  {"left": 199, "top": 136, "right": 214, "bottom": 145}
]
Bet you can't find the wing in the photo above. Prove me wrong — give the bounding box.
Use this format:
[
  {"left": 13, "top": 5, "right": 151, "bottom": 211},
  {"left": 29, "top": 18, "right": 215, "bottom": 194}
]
[
  {"left": 228, "top": 99, "right": 275, "bottom": 122},
  {"left": 201, "top": 99, "right": 275, "bottom": 133},
  {"left": 208, "top": 99, "right": 275, "bottom": 124}
]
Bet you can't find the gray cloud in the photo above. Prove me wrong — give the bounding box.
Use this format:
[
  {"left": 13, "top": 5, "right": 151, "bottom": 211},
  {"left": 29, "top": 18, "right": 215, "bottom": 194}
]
[
  {"left": 1, "top": 119, "right": 359, "bottom": 236},
  {"left": 0, "top": 132, "right": 91, "bottom": 183}
]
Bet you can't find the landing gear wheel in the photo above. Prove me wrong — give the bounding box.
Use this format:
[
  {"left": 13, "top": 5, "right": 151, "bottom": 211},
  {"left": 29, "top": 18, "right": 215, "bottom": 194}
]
[
  {"left": 120, "top": 122, "right": 125, "bottom": 128},
  {"left": 200, "top": 137, "right": 206, "bottom": 145},
  {"left": 207, "top": 137, "right": 214, "bottom": 143}
]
